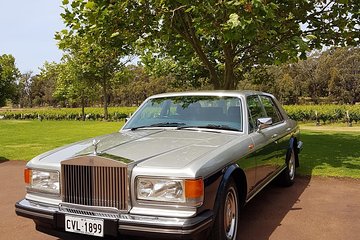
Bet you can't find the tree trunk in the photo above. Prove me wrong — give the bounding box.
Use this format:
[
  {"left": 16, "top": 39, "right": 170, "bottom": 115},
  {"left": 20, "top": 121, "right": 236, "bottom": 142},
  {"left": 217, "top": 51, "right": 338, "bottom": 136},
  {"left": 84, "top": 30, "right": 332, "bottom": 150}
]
[
  {"left": 223, "top": 44, "right": 236, "bottom": 90},
  {"left": 81, "top": 96, "right": 85, "bottom": 121},
  {"left": 171, "top": 10, "right": 221, "bottom": 90},
  {"left": 102, "top": 79, "right": 109, "bottom": 120}
]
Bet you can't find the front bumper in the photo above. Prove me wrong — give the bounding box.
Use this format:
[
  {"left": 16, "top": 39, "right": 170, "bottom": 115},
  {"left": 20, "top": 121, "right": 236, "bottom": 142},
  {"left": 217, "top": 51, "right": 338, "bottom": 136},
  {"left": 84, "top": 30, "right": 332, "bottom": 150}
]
[{"left": 15, "top": 199, "right": 213, "bottom": 240}]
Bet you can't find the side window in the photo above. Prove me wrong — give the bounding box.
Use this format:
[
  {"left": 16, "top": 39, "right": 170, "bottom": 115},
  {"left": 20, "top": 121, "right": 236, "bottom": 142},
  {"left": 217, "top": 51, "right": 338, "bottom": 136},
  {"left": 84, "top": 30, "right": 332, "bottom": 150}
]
[
  {"left": 259, "top": 95, "right": 283, "bottom": 123},
  {"left": 247, "top": 95, "right": 267, "bottom": 132}
]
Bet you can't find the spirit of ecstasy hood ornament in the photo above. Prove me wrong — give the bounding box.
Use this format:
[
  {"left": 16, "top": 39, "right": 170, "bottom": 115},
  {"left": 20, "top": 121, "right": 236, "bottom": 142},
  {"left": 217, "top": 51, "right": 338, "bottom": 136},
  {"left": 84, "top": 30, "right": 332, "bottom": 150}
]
[{"left": 92, "top": 139, "right": 100, "bottom": 155}]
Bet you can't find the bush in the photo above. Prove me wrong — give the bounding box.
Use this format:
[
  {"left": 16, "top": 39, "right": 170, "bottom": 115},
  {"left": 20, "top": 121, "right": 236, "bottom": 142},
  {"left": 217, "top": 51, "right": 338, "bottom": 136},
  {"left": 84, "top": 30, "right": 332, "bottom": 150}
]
[
  {"left": 0, "top": 107, "right": 137, "bottom": 121},
  {"left": 284, "top": 105, "right": 360, "bottom": 124}
]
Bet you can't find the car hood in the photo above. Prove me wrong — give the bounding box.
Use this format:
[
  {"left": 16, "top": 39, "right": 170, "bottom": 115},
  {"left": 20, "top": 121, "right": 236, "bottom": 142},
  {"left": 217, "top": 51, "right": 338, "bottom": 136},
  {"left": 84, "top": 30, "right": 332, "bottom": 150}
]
[{"left": 30, "top": 129, "right": 241, "bottom": 169}]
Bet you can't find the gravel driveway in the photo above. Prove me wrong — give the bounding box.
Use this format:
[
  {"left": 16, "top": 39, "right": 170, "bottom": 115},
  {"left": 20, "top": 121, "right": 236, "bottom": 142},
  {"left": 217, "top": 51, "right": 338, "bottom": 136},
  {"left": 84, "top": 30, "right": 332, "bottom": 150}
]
[{"left": 1, "top": 160, "right": 359, "bottom": 240}]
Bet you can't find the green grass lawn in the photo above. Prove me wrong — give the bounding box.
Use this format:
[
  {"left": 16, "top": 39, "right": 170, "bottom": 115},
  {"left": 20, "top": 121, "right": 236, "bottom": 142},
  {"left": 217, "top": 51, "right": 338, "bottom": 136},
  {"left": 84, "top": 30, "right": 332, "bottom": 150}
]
[
  {"left": 1, "top": 120, "right": 359, "bottom": 178},
  {"left": 298, "top": 124, "right": 360, "bottom": 178},
  {"left": 0, "top": 120, "right": 122, "bottom": 161}
]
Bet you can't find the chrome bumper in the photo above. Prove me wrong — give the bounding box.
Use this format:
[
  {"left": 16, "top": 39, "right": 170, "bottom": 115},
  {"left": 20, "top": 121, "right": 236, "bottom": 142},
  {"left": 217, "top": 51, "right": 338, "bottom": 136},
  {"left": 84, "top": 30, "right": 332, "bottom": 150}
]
[{"left": 15, "top": 199, "right": 212, "bottom": 239}]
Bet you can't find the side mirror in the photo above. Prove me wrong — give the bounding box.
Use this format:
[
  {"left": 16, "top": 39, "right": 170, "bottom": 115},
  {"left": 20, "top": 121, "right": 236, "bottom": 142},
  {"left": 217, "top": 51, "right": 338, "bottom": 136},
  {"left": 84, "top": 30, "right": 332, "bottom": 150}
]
[{"left": 257, "top": 117, "right": 272, "bottom": 132}]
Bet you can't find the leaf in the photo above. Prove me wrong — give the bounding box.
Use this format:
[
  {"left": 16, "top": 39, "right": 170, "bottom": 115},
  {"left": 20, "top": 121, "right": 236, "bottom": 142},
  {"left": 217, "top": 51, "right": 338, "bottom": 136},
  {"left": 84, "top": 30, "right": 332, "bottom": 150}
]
[
  {"left": 62, "top": 0, "right": 69, "bottom": 5},
  {"left": 185, "top": 6, "right": 195, "bottom": 13},
  {"left": 305, "top": 35, "right": 317, "bottom": 40},
  {"left": 227, "top": 13, "right": 240, "bottom": 28},
  {"left": 85, "top": 1, "right": 95, "bottom": 10},
  {"left": 61, "top": 29, "right": 69, "bottom": 35},
  {"left": 110, "top": 32, "right": 120, "bottom": 38},
  {"left": 228, "top": 0, "right": 247, "bottom": 6}
]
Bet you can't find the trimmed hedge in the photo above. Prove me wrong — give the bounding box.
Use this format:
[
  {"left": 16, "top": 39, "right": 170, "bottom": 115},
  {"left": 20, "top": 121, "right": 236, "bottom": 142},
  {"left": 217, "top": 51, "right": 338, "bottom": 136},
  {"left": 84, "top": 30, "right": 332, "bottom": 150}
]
[
  {"left": 1, "top": 105, "right": 359, "bottom": 123},
  {"left": 284, "top": 105, "right": 360, "bottom": 124},
  {"left": 0, "top": 107, "right": 137, "bottom": 121}
]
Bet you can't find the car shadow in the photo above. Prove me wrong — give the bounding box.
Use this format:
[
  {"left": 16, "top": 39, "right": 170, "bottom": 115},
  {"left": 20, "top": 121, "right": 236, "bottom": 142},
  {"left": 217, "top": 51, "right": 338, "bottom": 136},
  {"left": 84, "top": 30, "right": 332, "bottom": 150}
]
[
  {"left": 239, "top": 175, "right": 311, "bottom": 239},
  {"left": 0, "top": 157, "right": 9, "bottom": 163}
]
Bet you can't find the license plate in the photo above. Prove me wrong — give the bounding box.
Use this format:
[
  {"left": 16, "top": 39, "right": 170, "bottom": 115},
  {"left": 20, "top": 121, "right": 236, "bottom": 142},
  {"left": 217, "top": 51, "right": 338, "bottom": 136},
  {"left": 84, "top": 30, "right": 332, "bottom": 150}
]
[{"left": 65, "top": 215, "right": 104, "bottom": 237}]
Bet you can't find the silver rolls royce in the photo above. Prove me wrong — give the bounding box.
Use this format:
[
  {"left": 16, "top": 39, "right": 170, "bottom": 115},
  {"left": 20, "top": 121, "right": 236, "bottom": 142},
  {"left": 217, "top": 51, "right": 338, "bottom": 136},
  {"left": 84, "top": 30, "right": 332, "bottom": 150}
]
[{"left": 15, "top": 91, "right": 302, "bottom": 240}]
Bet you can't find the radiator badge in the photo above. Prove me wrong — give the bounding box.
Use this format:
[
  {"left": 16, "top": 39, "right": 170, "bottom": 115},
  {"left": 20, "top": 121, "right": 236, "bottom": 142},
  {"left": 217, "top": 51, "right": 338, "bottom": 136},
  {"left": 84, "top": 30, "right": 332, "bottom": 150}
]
[{"left": 92, "top": 139, "right": 100, "bottom": 155}]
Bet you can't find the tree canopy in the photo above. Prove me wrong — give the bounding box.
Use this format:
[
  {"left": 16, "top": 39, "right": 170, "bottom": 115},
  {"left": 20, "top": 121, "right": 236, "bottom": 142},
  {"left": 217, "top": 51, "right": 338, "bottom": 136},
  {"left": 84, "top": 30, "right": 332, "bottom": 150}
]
[
  {"left": 239, "top": 46, "right": 360, "bottom": 104},
  {"left": 0, "top": 54, "right": 20, "bottom": 107},
  {"left": 58, "top": 0, "right": 359, "bottom": 90}
]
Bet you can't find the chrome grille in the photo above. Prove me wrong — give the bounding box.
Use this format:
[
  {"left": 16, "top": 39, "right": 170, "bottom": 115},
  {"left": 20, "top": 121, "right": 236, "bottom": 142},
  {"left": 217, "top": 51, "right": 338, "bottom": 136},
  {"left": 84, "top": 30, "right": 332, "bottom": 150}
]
[{"left": 61, "top": 156, "right": 128, "bottom": 211}]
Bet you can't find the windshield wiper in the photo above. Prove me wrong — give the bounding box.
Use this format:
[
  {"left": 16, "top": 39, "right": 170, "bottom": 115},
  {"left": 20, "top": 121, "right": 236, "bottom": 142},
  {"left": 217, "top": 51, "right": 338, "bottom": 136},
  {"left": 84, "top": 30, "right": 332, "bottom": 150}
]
[
  {"left": 131, "top": 122, "right": 185, "bottom": 131},
  {"left": 177, "top": 124, "right": 240, "bottom": 132}
]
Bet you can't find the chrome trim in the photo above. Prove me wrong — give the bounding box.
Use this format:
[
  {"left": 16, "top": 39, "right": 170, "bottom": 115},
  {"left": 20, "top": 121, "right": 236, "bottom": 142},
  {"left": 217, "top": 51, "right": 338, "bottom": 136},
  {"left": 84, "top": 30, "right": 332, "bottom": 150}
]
[
  {"left": 61, "top": 156, "right": 129, "bottom": 211},
  {"left": 119, "top": 218, "right": 212, "bottom": 235},
  {"left": 59, "top": 203, "right": 121, "bottom": 219},
  {"left": 16, "top": 198, "right": 213, "bottom": 236},
  {"left": 16, "top": 208, "right": 54, "bottom": 220},
  {"left": 17, "top": 199, "right": 58, "bottom": 212}
]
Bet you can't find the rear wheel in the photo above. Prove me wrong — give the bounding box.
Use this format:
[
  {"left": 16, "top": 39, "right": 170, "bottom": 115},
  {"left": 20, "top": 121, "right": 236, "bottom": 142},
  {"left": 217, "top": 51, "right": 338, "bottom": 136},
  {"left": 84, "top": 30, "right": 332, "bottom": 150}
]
[
  {"left": 280, "top": 148, "right": 296, "bottom": 187},
  {"left": 211, "top": 179, "right": 240, "bottom": 240}
]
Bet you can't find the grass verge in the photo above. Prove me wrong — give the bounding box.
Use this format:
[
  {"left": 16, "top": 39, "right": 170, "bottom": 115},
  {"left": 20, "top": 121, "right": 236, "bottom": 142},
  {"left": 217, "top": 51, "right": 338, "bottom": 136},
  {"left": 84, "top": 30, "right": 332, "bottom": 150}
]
[
  {"left": 298, "top": 124, "right": 360, "bottom": 178},
  {"left": 0, "top": 120, "right": 122, "bottom": 161}
]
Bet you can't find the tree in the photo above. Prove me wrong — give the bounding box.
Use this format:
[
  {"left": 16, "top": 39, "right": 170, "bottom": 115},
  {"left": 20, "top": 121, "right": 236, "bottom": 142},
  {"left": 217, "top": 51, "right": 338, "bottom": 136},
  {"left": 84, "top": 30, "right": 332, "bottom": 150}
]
[
  {"left": 56, "top": 1, "right": 138, "bottom": 119},
  {"left": 32, "top": 62, "right": 60, "bottom": 107},
  {"left": 0, "top": 54, "right": 20, "bottom": 107},
  {"left": 17, "top": 71, "right": 34, "bottom": 108},
  {"left": 53, "top": 56, "right": 98, "bottom": 120},
  {"left": 327, "top": 47, "right": 360, "bottom": 104},
  {"left": 59, "top": 0, "right": 360, "bottom": 90},
  {"left": 112, "top": 65, "right": 189, "bottom": 106}
]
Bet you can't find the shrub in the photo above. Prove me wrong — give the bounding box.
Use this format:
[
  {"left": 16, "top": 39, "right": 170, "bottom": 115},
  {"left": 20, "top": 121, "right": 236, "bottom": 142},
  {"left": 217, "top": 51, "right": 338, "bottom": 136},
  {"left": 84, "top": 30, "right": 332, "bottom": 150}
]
[
  {"left": 0, "top": 107, "right": 137, "bottom": 121},
  {"left": 284, "top": 105, "right": 360, "bottom": 124}
]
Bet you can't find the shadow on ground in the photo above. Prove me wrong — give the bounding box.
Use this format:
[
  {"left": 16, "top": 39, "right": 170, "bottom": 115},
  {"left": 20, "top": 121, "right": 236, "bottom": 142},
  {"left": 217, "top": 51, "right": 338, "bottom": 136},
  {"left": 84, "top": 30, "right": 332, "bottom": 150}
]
[
  {"left": 239, "top": 176, "right": 310, "bottom": 239},
  {"left": 0, "top": 157, "right": 9, "bottom": 163}
]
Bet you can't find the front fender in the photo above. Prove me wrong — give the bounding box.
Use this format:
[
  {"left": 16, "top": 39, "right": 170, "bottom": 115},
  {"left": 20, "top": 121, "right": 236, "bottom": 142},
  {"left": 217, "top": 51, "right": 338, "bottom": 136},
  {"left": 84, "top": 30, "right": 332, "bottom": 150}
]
[{"left": 212, "top": 164, "right": 247, "bottom": 221}]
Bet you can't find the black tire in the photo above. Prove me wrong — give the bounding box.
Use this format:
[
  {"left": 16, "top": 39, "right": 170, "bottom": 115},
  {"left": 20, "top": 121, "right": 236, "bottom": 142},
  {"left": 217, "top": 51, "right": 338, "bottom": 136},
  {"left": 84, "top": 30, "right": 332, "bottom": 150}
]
[
  {"left": 210, "top": 178, "right": 240, "bottom": 240},
  {"left": 280, "top": 148, "right": 297, "bottom": 187}
]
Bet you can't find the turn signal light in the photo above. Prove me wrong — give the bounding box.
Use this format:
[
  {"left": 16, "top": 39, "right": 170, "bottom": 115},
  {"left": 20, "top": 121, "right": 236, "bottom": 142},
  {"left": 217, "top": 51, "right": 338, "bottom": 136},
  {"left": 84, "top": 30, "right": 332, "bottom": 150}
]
[
  {"left": 24, "top": 169, "right": 31, "bottom": 185},
  {"left": 185, "top": 179, "right": 204, "bottom": 199}
]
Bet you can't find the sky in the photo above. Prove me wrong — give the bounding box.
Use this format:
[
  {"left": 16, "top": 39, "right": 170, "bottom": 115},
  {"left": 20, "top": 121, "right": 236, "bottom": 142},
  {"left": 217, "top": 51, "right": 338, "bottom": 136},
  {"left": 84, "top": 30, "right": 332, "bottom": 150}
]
[{"left": 0, "top": 0, "right": 64, "bottom": 74}]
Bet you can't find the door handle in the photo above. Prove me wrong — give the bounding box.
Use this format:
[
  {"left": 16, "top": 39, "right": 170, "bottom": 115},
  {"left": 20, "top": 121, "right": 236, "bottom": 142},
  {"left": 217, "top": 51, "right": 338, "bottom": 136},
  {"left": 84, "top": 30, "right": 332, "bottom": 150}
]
[
  {"left": 272, "top": 134, "right": 278, "bottom": 139},
  {"left": 286, "top": 127, "right": 291, "bottom": 132}
]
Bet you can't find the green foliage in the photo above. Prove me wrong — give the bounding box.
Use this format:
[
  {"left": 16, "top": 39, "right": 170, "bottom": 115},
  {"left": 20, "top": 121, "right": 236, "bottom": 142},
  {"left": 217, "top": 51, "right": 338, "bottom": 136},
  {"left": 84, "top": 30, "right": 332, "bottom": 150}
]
[
  {"left": 0, "top": 107, "right": 137, "bottom": 121},
  {"left": 56, "top": 0, "right": 137, "bottom": 119},
  {"left": 239, "top": 47, "right": 360, "bottom": 105},
  {"left": 0, "top": 54, "right": 20, "bottom": 106},
  {"left": 284, "top": 105, "right": 360, "bottom": 123},
  {"left": 57, "top": 0, "right": 359, "bottom": 89}
]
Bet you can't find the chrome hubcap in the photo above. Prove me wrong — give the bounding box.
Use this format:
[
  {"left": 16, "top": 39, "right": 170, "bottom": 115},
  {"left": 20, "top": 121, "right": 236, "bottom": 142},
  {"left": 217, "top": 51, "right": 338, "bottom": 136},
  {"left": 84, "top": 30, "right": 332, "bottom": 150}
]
[
  {"left": 224, "top": 187, "right": 238, "bottom": 239},
  {"left": 289, "top": 150, "right": 295, "bottom": 180}
]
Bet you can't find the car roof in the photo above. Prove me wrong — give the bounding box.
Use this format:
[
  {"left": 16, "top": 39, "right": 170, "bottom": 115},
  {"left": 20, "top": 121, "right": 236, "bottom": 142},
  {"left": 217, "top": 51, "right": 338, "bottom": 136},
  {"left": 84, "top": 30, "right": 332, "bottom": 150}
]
[{"left": 148, "top": 90, "right": 274, "bottom": 99}]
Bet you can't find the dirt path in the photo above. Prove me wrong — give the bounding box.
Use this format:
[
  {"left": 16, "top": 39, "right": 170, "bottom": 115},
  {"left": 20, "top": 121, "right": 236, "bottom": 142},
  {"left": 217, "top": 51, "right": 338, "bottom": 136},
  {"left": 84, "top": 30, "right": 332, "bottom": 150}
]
[{"left": 1, "top": 160, "right": 359, "bottom": 240}]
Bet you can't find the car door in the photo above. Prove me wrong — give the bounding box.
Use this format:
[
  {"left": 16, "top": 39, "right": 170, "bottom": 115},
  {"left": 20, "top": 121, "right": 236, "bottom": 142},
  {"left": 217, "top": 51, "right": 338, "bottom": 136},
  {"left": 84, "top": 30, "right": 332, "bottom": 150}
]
[{"left": 247, "top": 95, "right": 288, "bottom": 191}]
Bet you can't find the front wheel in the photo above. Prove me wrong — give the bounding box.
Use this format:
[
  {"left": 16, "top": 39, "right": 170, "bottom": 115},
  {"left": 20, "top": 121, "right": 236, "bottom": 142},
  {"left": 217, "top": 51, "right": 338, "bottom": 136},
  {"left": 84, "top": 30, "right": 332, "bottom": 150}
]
[
  {"left": 280, "top": 148, "right": 296, "bottom": 187},
  {"left": 210, "top": 179, "right": 240, "bottom": 240}
]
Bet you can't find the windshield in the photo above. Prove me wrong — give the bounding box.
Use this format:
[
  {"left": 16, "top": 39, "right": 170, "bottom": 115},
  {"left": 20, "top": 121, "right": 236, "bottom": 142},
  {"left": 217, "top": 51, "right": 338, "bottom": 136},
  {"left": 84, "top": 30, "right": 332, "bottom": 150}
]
[{"left": 123, "top": 95, "right": 243, "bottom": 132}]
